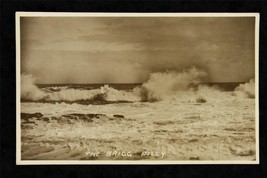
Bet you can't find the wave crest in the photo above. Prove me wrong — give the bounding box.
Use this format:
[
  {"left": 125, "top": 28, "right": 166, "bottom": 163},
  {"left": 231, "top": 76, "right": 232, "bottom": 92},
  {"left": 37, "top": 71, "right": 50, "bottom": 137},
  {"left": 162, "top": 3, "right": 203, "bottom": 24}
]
[
  {"left": 21, "top": 76, "right": 140, "bottom": 103},
  {"left": 21, "top": 70, "right": 254, "bottom": 105},
  {"left": 234, "top": 79, "right": 255, "bottom": 98},
  {"left": 134, "top": 67, "right": 207, "bottom": 101},
  {"left": 21, "top": 74, "right": 47, "bottom": 100},
  {"left": 45, "top": 85, "right": 139, "bottom": 102}
]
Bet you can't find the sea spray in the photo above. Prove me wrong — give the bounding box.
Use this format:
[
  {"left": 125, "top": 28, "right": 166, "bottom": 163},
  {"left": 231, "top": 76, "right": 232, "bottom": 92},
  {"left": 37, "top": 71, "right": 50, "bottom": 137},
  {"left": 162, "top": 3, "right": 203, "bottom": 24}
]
[
  {"left": 21, "top": 70, "right": 247, "bottom": 104},
  {"left": 234, "top": 79, "right": 255, "bottom": 98},
  {"left": 21, "top": 74, "right": 47, "bottom": 100},
  {"left": 21, "top": 77, "right": 140, "bottom": 103},
  {"left": 195, "top": 85, "right": 225, "bottom": 102},
  {"left": 45, "top": 85, "right": 139, "bottom": 102},
  {"left": 46, "top": 88, "right": 103, "bottom": 101},
  {"left": 134, "top": 67, "right": 207, "bottom": 101}
]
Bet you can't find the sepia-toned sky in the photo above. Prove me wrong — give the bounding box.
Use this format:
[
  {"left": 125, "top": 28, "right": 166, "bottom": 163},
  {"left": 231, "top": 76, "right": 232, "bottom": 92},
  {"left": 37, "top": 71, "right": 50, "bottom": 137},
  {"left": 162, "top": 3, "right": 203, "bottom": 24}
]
[{"left": 21, "top": 16, "right": 255, "bottom": 84}]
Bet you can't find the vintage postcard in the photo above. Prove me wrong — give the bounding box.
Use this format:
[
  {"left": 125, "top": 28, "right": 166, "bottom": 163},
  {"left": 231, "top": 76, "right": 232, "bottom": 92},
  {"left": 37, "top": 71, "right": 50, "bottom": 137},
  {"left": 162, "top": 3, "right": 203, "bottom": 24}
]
[{"left": 16, "top": 12, "right": 259, "bottom": 164}]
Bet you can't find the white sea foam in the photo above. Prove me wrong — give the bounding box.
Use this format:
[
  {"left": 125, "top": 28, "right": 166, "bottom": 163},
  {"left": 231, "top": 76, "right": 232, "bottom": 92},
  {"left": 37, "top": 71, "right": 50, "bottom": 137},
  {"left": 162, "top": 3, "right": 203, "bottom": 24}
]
[
  {"left": 21, "top": 74, "right": 140, "bottom": 102},
  {"left": 21, "top": 69, "right": 254, "bottom": 104},
  {"left": 45, "top": 85, "right": 140, "bottom": 102},
  {"left": 234, "top": 79, "right": 255, "bottom": 98},
  {"left": 21, "top": 74, "right": 47, "bottom": 100},
  {"left": 133, "top": 67, "right": 207, "bottom": 101}
]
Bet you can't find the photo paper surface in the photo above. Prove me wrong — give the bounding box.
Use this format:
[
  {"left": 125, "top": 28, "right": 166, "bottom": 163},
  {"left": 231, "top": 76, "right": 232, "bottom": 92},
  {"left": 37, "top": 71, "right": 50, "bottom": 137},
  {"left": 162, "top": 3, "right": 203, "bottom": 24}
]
[{"left": 16, "top": 13, "right": 259, "bottom": 164}]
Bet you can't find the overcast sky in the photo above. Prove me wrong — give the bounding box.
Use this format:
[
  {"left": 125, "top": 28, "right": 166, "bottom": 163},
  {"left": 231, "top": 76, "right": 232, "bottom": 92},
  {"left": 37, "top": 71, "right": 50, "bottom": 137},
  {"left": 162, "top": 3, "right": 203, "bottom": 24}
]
[{"left": 21, "top": 16, "right": 255, "bottom": 83}]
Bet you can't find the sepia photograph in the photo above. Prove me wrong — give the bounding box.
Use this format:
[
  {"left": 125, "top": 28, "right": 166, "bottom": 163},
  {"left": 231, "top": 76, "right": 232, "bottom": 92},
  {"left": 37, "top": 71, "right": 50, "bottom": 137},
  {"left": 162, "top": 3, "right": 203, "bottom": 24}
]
[{"left": 16, "top": 13, "right": 259, "bottom": 164}]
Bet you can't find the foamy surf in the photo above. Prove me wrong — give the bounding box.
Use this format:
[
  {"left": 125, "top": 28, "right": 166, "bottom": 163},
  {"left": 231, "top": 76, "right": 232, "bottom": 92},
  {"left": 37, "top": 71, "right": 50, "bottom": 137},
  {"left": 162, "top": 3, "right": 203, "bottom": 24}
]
[
  {"left": 20, "top": 69, "right": 256, "bottom": 160},
  {"left": 21, "top": 67, "right": 255, "bottom": 105},
  {"left": 21, "top": 89, "right": 256, "bottom": 160}
]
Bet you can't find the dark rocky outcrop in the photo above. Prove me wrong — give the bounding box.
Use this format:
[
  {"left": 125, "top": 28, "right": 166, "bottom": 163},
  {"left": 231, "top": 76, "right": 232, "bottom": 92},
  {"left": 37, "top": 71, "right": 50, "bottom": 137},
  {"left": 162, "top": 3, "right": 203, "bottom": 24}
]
[
  {"left": 87, "top": 113, "right": 106, "bottom": 119},
  {"left": 21, "top": 112, "right": 43, "bottom": 119},
  {"left": 21, "top": 113, "right": 43, "bottom": 122},
  {"left": 62, "top": 114, "right": 93, "bottom": 122},
  {"left": 62, "top": 113, "right": 107, "bottom": 122},
  {"left": 113, "top": 114, "right": 124, "bottom": 118},
  {"left": 21, "top": 112, "right": 125, "bottom": 127},
  {"left": 196, "top": 96, "right": 207, "bottom": 103}
]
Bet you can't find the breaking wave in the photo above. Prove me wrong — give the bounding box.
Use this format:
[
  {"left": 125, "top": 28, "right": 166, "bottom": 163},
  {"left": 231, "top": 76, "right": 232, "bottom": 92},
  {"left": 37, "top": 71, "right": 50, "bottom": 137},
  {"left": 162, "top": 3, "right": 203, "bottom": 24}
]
[
  {"left": 234, "top": 79, "right": 255, "bottom": 98},
  {"left": 21, "top": 74, "right": 139, "bottom": 104},
  {"left": 21, "top": 69, "right": 255, "bottom": 105},
  {"left": 45, "top": 85, "right": 139, "bottom": 102},
  {"left": 21, "top": 74, "right": 46, "bottom": 100},
  {"left": 133, "top": 67, "right": 207, "bottom": 101}
]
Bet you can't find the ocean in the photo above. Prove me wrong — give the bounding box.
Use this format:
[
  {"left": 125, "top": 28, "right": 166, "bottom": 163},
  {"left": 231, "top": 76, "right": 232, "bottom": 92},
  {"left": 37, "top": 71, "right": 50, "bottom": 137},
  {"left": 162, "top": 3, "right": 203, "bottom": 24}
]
[
  {"left": 21, "top": 82, "right": 244, "bottom": 105},
  {"left": 20, "top": 71, "right": 256, "bottom": 161}
]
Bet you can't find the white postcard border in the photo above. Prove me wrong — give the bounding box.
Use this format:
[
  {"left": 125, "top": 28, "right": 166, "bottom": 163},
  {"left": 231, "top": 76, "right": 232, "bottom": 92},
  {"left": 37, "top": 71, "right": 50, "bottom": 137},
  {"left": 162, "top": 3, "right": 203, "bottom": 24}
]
[{"left": 16, "top": 12, "right": 260, "bottom": 165}]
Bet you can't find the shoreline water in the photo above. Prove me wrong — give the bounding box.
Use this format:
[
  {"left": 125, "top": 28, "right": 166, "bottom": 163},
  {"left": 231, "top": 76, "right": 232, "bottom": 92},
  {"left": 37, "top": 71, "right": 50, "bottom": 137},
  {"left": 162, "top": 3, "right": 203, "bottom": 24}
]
[
  {"left": 20, "top": 92, "right": 255, "bottom": 160},
  {"left": 20, "top": 72, "right": 256, "bottom": 160}
]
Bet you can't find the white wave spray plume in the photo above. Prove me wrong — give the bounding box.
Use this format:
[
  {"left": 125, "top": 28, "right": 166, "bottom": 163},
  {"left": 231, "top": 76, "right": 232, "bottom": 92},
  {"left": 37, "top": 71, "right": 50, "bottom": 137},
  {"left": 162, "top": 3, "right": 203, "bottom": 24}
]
[
  {"left": 21, "top": 74, "right": 47, "bottom": 100},
  {"left": 134, "top": 66, "right": 207, "bottom": 101},
  {"left": 20, "top": 74, "right": 139, "bottom": 102},
  {"left": 234, "top": 78, "right": 255, "bottom": 98},
  {"left": 46, "top": 85, "right": 139, "bottom": 102}
]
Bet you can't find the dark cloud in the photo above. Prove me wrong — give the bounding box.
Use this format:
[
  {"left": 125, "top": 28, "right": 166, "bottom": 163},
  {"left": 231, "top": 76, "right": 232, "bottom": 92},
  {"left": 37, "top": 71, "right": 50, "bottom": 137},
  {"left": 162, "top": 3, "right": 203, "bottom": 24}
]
[{"left": 21, "top": 16, "right": 255, "bottom": 83}]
